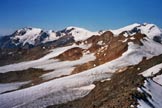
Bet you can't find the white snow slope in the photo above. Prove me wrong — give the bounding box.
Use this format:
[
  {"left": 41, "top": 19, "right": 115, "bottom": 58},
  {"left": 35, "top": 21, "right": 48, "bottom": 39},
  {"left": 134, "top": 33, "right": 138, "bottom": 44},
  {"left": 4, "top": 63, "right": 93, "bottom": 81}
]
[
  {"left": 110, "top": 23, "right": 162, "bottom": 40},
  {"left": 64, "top": 26, "right": 99, "bottom": 41},
  {"left": 139, "top": 63, "right": 162, "bottom": 108},
  {"left": 138, "top": 79, "right": 162, "bottom": 108}
]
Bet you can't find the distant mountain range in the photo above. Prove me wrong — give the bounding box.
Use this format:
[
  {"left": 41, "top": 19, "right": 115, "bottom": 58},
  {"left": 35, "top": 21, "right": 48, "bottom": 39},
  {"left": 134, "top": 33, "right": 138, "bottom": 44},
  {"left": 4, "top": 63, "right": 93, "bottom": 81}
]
[
  {"left": 0, "top": 23, "right": 161, "bottom": 49},
  {"left": 0, "top": 26, "right": 100, "bottom": 49},
  {"left": 0, "top": 23, "right": 162, "bottom": 108}
]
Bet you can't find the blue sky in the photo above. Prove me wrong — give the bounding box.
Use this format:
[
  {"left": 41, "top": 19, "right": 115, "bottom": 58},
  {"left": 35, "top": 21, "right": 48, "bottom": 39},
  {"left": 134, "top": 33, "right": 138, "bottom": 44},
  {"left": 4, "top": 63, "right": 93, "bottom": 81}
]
[{"left": 0, "top": 0, "right": 162, "bottom": 35}]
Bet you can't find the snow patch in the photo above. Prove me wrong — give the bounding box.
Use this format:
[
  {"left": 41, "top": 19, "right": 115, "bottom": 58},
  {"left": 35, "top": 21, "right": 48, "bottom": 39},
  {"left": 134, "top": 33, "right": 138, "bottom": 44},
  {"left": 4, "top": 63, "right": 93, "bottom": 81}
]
[
  {"left": 97, "top": 40, "right": 103, "bottom": 45},
  {"left": 130, "top": 37, "right": 135, "bottom": 40},
  {"left": 140, "top": 63, "right": 162, "bottom": 77},
  {"left": 0, "top": 81, "right": 30, "bottom": 94},
  {"left": 123, "top": 32, "right": 129, "bottom": 37}
]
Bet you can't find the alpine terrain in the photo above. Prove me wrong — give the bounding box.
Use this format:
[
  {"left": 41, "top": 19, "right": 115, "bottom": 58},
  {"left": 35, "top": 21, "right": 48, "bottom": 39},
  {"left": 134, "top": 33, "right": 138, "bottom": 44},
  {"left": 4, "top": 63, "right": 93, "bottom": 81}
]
[{"left": 0, "top": 23, "right": 162, "bottom": 108}]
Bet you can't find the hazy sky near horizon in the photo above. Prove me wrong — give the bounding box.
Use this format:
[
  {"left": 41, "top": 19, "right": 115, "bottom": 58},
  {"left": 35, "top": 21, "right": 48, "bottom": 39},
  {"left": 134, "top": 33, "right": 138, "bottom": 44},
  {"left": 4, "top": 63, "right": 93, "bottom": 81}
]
[{"left": 0, "top": 0, "right": 162, "bottom": 35}]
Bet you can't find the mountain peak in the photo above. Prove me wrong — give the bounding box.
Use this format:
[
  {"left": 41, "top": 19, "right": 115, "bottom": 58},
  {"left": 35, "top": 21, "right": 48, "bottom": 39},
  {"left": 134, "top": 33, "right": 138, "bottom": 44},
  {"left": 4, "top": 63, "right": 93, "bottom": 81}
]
[
  {"left": 13, "top": 27, "right": 42, "bottom": 36},
  {"left": 65, "top": 26, "right": 80, "bottom": 30},
  {"left": 110, "top": 23, "right": 162, "bottom": 39},
  {"left": 17, "top": 27, "right": 41, "bottom": 32}
]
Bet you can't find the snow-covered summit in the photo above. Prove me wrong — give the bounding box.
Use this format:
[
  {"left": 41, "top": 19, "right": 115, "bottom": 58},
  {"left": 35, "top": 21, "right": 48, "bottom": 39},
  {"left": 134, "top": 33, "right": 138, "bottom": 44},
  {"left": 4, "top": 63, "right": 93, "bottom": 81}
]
[
  {"left": 15, "top": 27, "right": 42, "bottom": 35},
  {"left": 139, "top": 23, "right": 162, "bottom": 39},
  {"left": 110, "top": 23, "right": 162, "bottom": 40},
  {"left": 110, "top": 23, "right": 141, "bottom": 36},
  {"left": 57, "top": 26, "right": 99, "bottom": 41},
  {"left": 12, "top": 27, "right": 42, "bottom": 45}
]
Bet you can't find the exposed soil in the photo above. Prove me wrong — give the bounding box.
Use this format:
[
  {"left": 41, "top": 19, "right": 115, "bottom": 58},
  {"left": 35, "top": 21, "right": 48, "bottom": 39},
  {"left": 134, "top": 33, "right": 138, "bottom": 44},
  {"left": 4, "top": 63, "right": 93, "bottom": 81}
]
[
  {"left": 54, "top": 47, "right": 83, "bottom": 61},
  {"left": 0, "top": 46, "right": 49, "bottom": 66},
  {"left": 0, "top": 68, "right": 50, "bottom": 83},
  {"left": 0, "top": 68, "right": 54, "bottom": 94}
]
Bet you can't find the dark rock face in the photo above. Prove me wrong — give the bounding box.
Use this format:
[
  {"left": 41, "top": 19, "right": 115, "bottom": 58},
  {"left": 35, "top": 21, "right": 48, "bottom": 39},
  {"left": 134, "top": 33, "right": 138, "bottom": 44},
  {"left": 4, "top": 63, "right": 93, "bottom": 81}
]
[
  {"left": 153, "top": 36, "right": 162, "bottom": 43},
  {"left": 55, "top": 47, "right": 83, "bottom": 61},
  {"left": 130, "top": 27, "right": 141, "bottom": 34},
  {"left": 56, "top": 27, "right": 75, "bottom": 36},
  {"left": 43, "top": 36, "right": 75, "bottom": 48}
]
